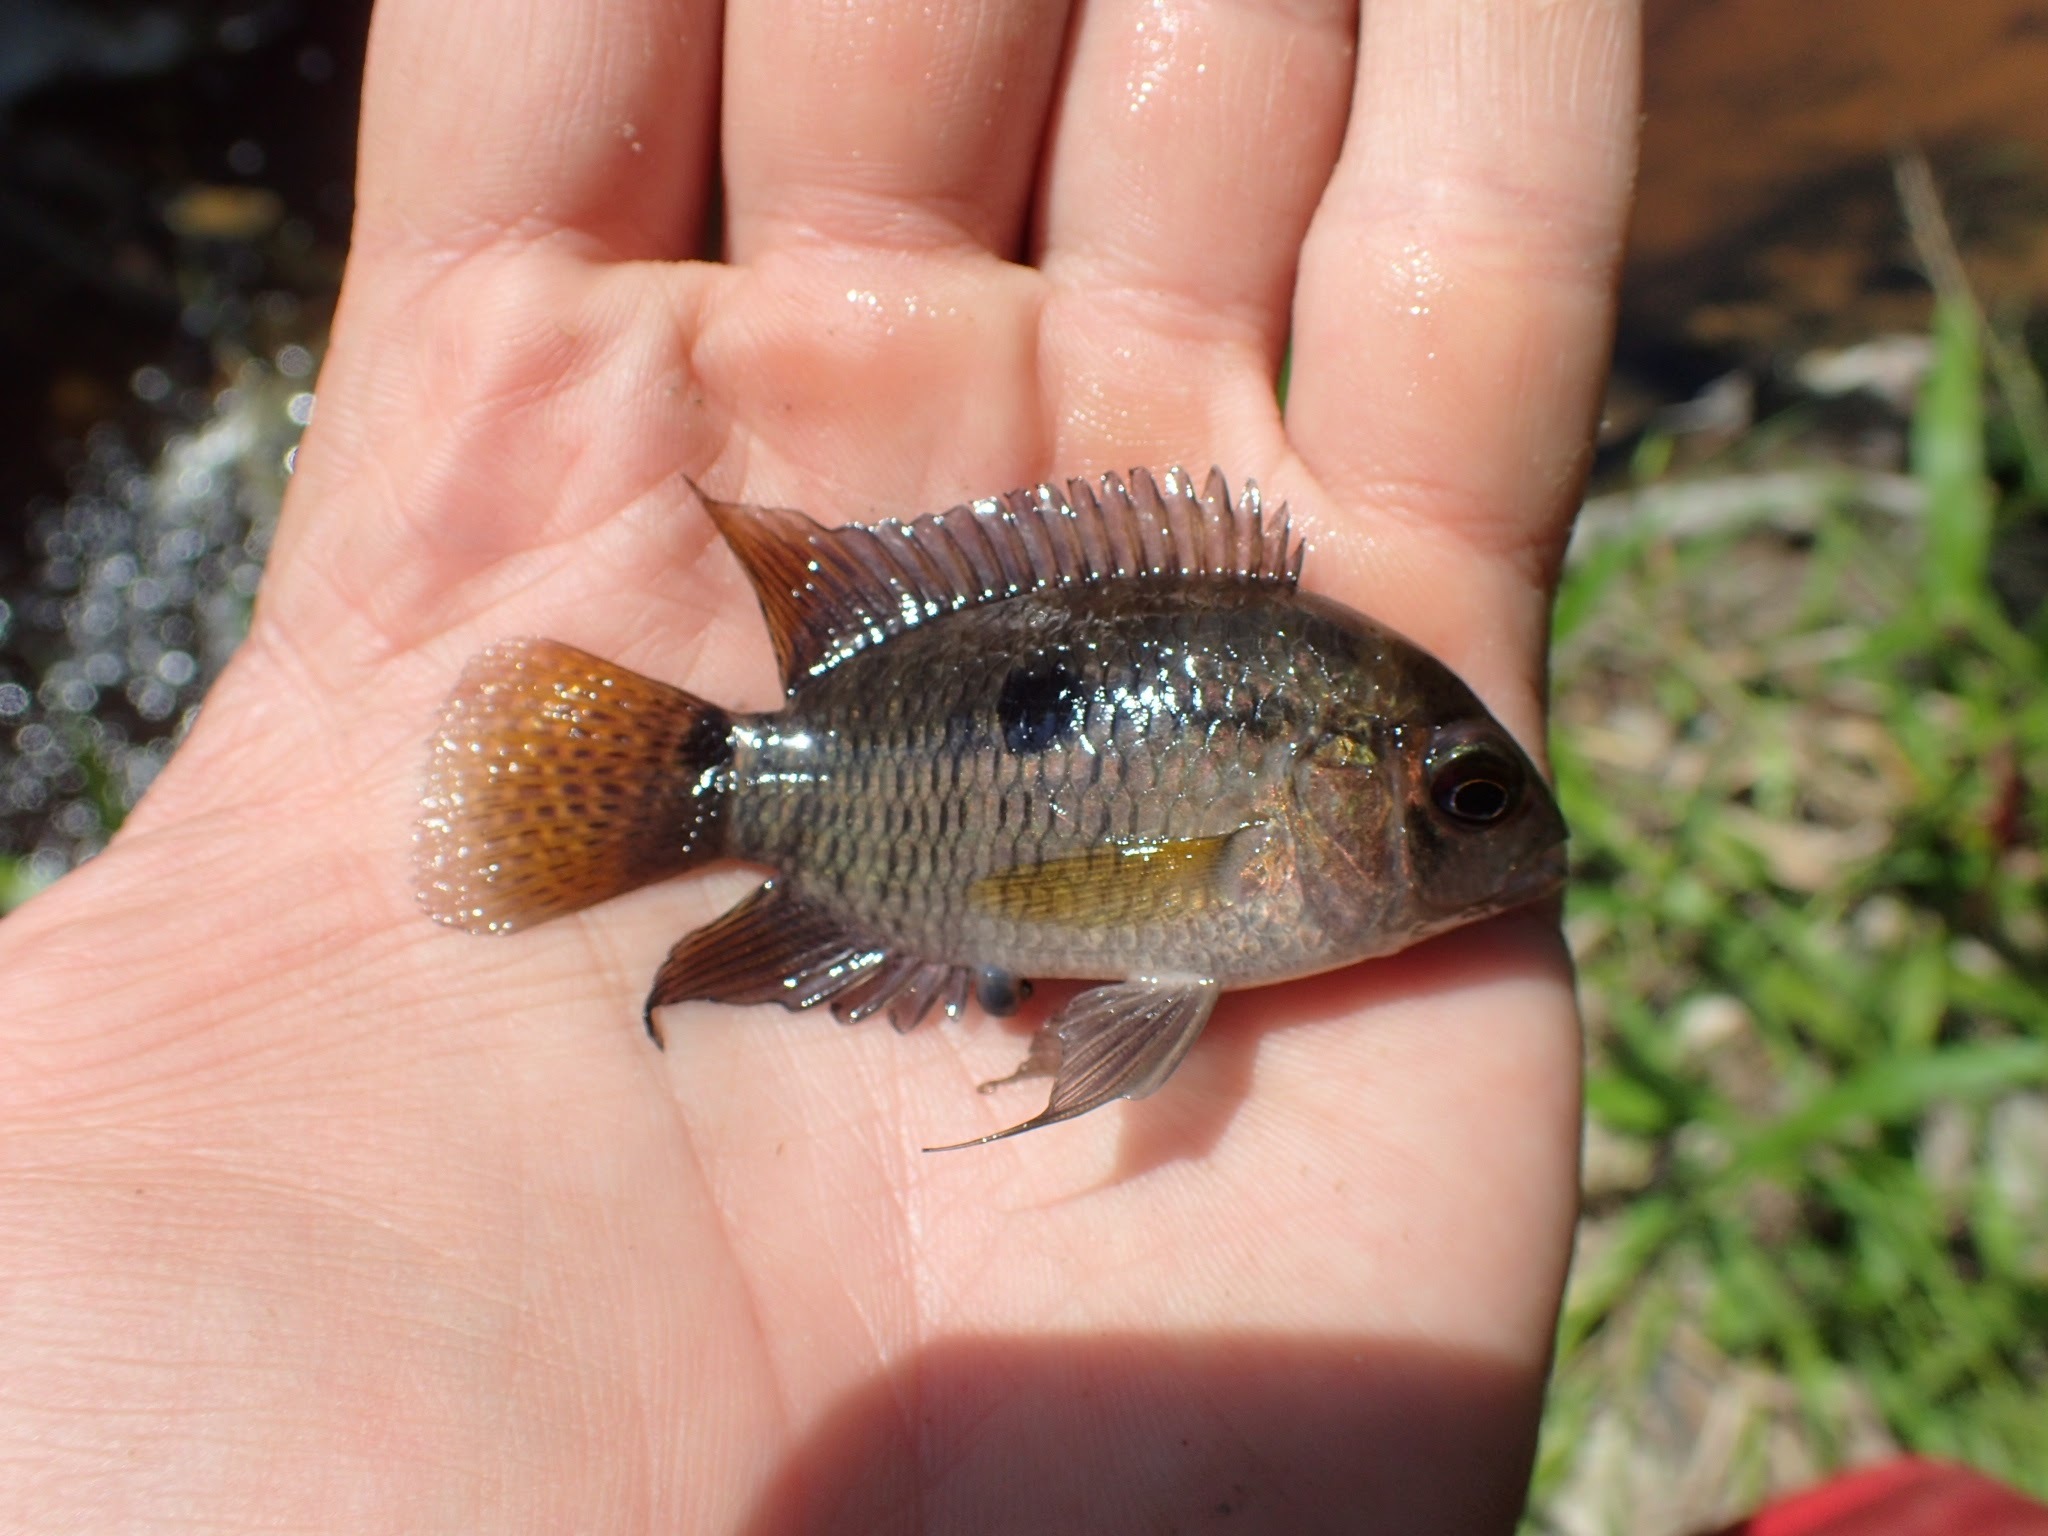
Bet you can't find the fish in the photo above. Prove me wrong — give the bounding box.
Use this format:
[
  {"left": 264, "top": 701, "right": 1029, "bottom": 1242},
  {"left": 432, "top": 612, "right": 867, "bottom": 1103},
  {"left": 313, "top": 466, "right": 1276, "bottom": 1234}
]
[{"left": 416, "top": 466, "right": 1568, "bottom": 1147}]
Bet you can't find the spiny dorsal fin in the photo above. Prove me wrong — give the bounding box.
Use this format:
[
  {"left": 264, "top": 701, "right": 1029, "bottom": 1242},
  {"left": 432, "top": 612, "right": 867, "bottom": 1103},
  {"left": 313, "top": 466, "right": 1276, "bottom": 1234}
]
[{"left": 703, "top": 466, "right": 1302, "bottom": 694}]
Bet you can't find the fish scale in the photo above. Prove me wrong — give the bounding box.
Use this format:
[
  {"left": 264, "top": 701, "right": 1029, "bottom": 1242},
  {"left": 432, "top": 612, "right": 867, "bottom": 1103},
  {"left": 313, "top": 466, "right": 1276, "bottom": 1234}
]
[
  {"left": 418, "top": 466, "right": 1567, "bottom": 1144},
  {"left": 722, "top": 586, "right": 1320, "bottom": 978}
]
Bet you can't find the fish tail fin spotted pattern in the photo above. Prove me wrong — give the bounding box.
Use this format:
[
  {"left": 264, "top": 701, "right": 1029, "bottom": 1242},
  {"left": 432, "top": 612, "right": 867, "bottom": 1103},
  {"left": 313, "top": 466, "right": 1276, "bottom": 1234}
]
[{"left": 417, "top": 638, "right": 731, "bottom": 935}]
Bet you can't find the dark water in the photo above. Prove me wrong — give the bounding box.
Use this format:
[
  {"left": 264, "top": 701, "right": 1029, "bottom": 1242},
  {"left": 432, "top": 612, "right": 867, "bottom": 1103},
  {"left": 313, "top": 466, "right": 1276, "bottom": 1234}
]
[{"left": 0, "top": 0, "right": 367, "bottom": 889}]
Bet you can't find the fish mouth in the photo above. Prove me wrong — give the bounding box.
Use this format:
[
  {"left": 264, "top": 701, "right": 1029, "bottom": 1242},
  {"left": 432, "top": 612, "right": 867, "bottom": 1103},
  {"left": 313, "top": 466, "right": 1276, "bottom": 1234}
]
[
  {"left": 1394, "top": 835, "right": 1570, "bottom": 956},
  {"left": 1534, "top": 838, "right": 1571, "bottom": 892},
  {"left": 1463, "top": 836, "right": 1571, "bottom": 924}
]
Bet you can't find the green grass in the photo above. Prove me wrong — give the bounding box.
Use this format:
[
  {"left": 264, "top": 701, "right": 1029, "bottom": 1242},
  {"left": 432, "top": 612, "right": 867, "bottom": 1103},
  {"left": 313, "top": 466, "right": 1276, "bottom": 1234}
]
[
  {"left": 0, "top": 855, "right": 49, "bottom": 911},
  {"left": 1531, "top": 302, "right": 2048, "bottom": 1528}
]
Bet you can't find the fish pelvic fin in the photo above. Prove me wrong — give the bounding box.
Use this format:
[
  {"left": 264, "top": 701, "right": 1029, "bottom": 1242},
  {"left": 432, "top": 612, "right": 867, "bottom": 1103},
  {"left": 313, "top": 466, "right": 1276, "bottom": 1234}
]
[
  {"left": 925, "top": 978, "right": 1220, "bottom": 1151},
  {"left": 642, "top": 880, "right": 970, "bottom": 1045},
  {"left": 417, "top": 638, "right": 731, "bottom": 936}
]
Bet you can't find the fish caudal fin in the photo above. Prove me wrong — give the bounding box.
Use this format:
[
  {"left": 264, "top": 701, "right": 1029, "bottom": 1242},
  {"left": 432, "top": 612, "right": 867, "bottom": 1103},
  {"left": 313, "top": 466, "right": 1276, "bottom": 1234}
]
[{"left": 417, "top": 639, "right": 731, "bottom": 935}]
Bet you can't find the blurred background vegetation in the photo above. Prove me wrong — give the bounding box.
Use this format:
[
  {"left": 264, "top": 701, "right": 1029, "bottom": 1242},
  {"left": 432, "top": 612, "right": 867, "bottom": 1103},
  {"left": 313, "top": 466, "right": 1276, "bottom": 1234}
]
[{"left": 0, "top": 4, "right": 2043, "bottom": 1532}]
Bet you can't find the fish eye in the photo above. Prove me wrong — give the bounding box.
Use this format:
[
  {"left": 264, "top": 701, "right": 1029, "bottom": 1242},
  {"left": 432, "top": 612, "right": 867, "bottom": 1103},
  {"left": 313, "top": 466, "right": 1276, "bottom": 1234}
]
[{"left": 1428, "top": 743, "right": 1523, "bottom": 827}]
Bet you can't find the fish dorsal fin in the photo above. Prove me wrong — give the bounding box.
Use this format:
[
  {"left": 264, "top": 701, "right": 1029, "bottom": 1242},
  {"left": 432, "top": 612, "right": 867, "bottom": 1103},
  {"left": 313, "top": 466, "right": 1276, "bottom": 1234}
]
[{"left": 703, "top": 466, "right": 1303, "bottom": 693}]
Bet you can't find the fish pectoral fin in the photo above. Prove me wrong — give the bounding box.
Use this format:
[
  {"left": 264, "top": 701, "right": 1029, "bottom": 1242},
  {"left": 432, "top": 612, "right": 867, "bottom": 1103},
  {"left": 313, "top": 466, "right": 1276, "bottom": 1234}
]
[
  {"left": 927, "top": 979, "right": 1221, "bottom": 1150},
  {"left": 968, "top": 829, "right": 1257, "bottom": 927},
  {"left": 643, "top": 881, "right": 961, "bottom": 1045}
]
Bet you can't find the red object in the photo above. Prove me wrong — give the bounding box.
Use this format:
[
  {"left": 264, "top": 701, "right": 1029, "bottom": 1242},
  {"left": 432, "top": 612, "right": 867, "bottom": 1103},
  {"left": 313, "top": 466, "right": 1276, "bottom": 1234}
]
[{"left": 1709, "top": 1459, "right": 2048, "bottom": 1536}]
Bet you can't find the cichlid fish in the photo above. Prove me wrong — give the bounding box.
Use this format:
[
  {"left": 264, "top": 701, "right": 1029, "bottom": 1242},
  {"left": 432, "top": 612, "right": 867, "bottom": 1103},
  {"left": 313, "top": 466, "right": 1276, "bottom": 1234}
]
[{"left": 417, "top": 467, "right": 1567, "bottom": 1146}]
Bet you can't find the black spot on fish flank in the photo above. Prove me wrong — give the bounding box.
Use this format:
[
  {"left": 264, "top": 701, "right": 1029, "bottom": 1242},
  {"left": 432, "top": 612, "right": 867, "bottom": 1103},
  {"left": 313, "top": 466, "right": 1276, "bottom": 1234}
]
[{"left": 998, "top": 660, "right": 1083, "bottom": 755}]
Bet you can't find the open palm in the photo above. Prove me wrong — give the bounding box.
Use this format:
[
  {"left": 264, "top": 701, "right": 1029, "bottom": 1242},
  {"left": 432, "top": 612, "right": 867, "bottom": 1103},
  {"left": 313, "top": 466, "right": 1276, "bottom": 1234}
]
[{"left": 2, "top": 1, "right": 1638, "bottom": 1529}]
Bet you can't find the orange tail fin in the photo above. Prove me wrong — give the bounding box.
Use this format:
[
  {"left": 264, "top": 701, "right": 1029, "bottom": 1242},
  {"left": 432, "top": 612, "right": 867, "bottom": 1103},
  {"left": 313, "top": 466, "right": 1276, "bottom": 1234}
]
[{"left": 417, "top": 639, "right": 730, "bottom": 934}]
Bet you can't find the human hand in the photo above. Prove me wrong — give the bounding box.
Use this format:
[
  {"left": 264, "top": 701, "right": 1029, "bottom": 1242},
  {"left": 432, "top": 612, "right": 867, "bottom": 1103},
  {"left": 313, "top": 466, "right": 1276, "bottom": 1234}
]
[{"left": 1, "top": 1, "right": 1638, "bottom": 1529}]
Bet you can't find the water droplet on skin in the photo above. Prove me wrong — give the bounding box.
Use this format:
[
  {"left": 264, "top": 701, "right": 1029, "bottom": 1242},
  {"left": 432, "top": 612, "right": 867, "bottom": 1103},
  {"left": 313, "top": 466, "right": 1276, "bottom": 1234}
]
[{"left": 1390, "top": 242, "right": 1446, "bottom": 319}]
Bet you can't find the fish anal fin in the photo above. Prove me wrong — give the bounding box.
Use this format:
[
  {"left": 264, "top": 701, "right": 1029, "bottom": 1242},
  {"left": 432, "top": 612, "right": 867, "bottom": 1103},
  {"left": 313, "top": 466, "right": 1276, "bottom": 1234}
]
[
  {"left": 926, "top": 978, "right": 1220, "bottom": 1150},
  {"left": 696, "top": 469, "right": 1301, "bottom": 692},
  {"left": 968, "top": 828, "right": 1256, "bottom": 927},
  {"left": 643, "top": 881, "right": 962, "bottom": 1045}
]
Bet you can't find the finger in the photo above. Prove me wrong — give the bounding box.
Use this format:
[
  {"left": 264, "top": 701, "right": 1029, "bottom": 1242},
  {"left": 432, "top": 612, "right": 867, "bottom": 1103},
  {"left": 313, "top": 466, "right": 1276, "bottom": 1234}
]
[
  {"left": 1287, "top": 0, "right": 1640, "bottom": 649},
  {"left": 1037, "top": 0, "right": 1356, "bottom": 368},
  {"left": 721, "top": 0, "right": 1071, "bottom": 261},
  {"left": 353, "top": 0, "right": 722, "bottom": 263}
]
